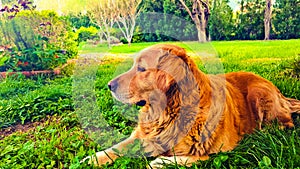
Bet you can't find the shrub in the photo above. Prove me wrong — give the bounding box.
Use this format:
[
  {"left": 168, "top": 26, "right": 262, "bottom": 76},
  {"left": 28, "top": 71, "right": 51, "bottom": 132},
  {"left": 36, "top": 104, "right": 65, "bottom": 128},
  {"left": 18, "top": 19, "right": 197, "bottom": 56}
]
[
  {"left": 291, "top": 57, "right": 300, "bottom": 78},
  {"left": 76, "top": 26, "right": 98, "bottom": 42},
  {"left": 67, "top": 13, "right": 97, "bottom": 29},
  {"left": 0, "top": 8, "right": 78, "bottom": 71}
]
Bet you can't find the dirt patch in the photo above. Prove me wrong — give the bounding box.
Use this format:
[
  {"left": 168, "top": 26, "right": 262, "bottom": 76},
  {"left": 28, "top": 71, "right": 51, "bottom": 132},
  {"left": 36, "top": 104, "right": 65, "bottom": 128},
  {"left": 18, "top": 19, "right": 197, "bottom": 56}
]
[
  {"left": 0, "top": 116, "right": 60, "bottom": 140},
  {"left": 0, "top": 121, "right": 41, "bottom": 140}
]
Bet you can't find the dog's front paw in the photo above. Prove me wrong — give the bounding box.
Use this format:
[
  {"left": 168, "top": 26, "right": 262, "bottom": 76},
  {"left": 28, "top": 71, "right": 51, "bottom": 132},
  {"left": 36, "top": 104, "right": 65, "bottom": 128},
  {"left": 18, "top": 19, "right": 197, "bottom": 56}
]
[
  {"left": 148, "top": 159, "right": 164, "bottom": 169},
  {"left": 148, "top": 157, "right": 172, "bottom": 169},
  {"left": 81, "top": 151, "right": 113, "bottom": 166}
]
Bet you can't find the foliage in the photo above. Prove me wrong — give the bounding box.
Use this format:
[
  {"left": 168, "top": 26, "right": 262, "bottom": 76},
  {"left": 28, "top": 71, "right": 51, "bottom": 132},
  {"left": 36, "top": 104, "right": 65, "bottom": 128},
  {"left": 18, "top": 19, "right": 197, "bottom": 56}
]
[
  {"left": 234, "top": 0, "right": 265, "bottom": 40},
  {"left": 178, "top": 124, "right": 300, "bottom": 168},
  {"left": 0, "top": 77, "right": 73, "bottom": 128},
  {"left": 0, "top": 113, "right": 98, "bottom": 169},
  {"left": 94, "top": 58, "right": 137, "bottom": 135},
  {"left": 67, "top": 13, "right": 97, "bottom": 29},
  {"left": 139, "top": 0, "right": 164, "bottom": 12},
  {"left": 60, "top": 61, "right": 75, "bottom": 77},
  {"left": 293, "top": 58, "right": 300, "bottom": 77},
  {"left": 87, "top": 0, "right": 118, "bottom": 48},
  {"left": 209, "top": 0, "right": 235, "bottom": 40},
  {"left": 131, "top": 0, "right": 300, "bottom": 41},
  {"left": 273, "top": 0, "right": 300, "bottom": 39},
  {"left": 0, "top": 9, "right": 78, "bottom": 71},
  {"left": 28, "top": 0, "right": 300, "bottom": 41},
  {"left": 75, "top": 26, "right": 99, "bottom": 43},
  {"left": 135, "top": 0, "right": 197, "bottom": 42},
  {"left": 0, "top": 75, "right": 44, "bottom": 99},
  {"left": 0, "top": 40, "right": 300, "bottom": 168},
  {"left": 0, "top": 0, "right": 34, "bottom": 19},
  {"left": 287, "top": 56, "right": 300, "bottom": 78},
  {"left": 113, "top": 0, "right": 142, "bottom": 46}
]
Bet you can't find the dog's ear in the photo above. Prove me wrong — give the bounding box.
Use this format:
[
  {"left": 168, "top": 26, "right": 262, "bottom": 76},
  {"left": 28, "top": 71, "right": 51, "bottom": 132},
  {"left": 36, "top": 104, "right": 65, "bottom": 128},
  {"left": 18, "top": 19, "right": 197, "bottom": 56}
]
[
  {"left": 158, "top": 51, "right": 197, "bottom": 93},
  {"left": 158, "top": 53, "right": 188, "bottom": 82},
  {"left": 155, "top": 71, "right": 175, "bottom": 93},
  {"left": 157, "top": 48, "right": 200, "bottom": 104}
]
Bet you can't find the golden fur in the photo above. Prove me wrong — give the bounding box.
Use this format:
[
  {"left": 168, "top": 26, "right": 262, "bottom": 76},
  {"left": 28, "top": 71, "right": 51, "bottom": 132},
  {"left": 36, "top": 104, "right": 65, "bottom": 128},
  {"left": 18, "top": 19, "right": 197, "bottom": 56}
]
[{"left": 83, "top": 44, "right": 300, "bottom": 167}]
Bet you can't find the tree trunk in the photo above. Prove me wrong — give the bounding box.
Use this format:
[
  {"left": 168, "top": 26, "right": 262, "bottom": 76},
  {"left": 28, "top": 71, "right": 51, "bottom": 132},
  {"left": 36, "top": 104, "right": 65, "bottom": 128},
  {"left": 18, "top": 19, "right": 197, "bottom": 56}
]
[
  {"left": 264, "top": 0, "right": 272, "bottom": 40},
  {"left": 193, "top": 0, "right": 207, "bottom": 42},
  {"left": 107, "top": 32, "right": 111, "bottom": 49},
  {"left": 179, "top": 0, "right": 209, "bottom": 43},
  {"left": 104, "top": 23, "right": 111, "bottom": 49},
  {"left": 195, "top": 22, "right": 206, "bottom": 42},
  {"left": 98, "top": 31, "right": 103, "bottom": 44},
  {"left": 199, "top": 2, "right": 207, "bottom": 42}
]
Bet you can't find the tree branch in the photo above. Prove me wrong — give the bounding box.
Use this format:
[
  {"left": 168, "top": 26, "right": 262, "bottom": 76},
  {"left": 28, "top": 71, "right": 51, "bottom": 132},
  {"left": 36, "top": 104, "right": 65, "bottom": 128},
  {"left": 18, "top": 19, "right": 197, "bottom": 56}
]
[{"left": 179, "top": 0, "right": 194, "bottom": 19}]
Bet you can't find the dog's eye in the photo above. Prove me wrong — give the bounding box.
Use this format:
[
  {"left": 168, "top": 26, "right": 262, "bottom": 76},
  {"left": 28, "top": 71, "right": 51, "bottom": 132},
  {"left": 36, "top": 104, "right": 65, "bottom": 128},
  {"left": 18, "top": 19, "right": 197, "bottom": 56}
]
[{"left": 137, "top": 66, "right": 146, "bottom": 72}]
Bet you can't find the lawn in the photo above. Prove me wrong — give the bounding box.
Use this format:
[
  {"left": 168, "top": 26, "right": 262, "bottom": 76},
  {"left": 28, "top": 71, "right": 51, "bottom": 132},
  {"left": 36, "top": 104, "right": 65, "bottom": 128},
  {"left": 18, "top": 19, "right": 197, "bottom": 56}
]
[{"left": 1, "top": 40, "right": 300, "bottom": 168}]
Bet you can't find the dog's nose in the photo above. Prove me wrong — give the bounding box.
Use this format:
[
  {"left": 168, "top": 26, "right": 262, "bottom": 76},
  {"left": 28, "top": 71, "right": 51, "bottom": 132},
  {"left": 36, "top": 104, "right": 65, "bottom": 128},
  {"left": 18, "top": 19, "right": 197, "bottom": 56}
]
[{"left": 108, "top": 80, "right": 118, "bottom": 92}]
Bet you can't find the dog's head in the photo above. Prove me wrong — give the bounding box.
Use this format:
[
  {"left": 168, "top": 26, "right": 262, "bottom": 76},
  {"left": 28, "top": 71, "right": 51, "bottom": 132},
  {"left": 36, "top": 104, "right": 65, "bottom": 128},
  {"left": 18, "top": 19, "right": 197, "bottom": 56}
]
[{"left": 108, "top": 44, "right": 198, "bottom": 107}]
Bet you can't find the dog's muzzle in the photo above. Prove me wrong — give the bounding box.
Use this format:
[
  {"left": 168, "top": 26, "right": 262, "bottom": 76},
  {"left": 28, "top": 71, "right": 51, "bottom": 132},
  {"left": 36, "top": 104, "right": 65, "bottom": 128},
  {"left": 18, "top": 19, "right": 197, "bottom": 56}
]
[
  {"left": 108, "top": 80, "right": 118, "bottom": 92},
  {"left": 108, "top": 79, "right": 147, "bottom": 106},
  {"left": 136, "top": 100, "right": 146, "bottom": 106}
]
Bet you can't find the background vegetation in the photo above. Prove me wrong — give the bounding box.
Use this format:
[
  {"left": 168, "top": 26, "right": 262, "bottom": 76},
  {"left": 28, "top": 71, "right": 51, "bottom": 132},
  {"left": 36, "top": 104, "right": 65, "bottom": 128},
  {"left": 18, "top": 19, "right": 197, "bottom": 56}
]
[
  {"left": 2, "top": 0, "right": 297, "bottom": 44},
  {"left": 0, "top": 0, "right": 299, "bottom": 168},
  {"left": 0, "top": 1, "right": 78, "bottom": 71},
  {"left": 1, "top": 40, "right": 300, "bottom": 168}
]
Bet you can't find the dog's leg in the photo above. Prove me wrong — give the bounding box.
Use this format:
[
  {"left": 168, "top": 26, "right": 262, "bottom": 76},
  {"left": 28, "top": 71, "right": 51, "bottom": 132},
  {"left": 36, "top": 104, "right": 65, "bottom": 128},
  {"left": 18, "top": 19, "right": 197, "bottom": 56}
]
[
  {"left": 149, "top": 155, "right": 209, "bottom": 168},
  {"left": 82, "top": 131, "right": 138, "bottom": 166},
  {"left": 247, "top": 88, "right": 295, "bottom": 129},
  {"left": 247, "top": 93, "right": 263, "bottom": 130}
]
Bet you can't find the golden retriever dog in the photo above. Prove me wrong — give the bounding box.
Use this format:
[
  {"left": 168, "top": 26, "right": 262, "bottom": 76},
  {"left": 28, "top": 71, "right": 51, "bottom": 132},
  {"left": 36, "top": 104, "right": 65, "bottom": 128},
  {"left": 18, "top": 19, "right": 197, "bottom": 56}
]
[{"left": 83, "top": 44, "right": 300, "bottom": 168}]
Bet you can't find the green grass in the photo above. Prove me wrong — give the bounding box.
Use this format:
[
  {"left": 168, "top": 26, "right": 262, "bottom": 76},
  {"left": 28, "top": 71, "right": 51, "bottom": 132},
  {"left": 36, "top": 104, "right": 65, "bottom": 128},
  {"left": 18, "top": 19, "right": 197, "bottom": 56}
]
[
  {"left": 79, "top": 42, "right": 159, "bottom": 54},
  {"left": 0, "top": 77, "right": 73, "bottom": 128},
  {"left": 80, "top": 39, "right": 300, "bottom": 57},
  {"left": 1, "top": 40, "right": 300, "bottom": 168}
]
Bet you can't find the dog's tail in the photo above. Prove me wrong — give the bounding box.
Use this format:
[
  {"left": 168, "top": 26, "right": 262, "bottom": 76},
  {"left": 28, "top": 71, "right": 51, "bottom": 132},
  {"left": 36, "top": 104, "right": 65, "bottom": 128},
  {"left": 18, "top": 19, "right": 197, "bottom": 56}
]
[{"left": 287, "top": 98, "right": 300, "bottom": 114}]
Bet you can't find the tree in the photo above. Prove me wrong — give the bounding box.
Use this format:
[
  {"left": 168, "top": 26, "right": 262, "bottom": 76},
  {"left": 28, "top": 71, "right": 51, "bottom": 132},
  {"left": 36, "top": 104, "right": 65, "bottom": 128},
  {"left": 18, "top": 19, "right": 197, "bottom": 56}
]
[
  {"left": 115, "top": 0, "right": 142, "bottom": 46},
  {"left": 178, "top": 0, "right": 210, "bottom": 42},
  {"left": 135, "top": 0, "right": 198, "bottom": 42},
  {"left": 88, "top": 0, "right": 116, "bottom": 48},
  {"left": 235, "top": 0, "right": 265, "bottom": 40},
  {"left": 273, "top": 0, "right": 300, "bottom": 39},
  {"left": 68, "top": 13, "right": 96, "bottom": 29},
  {"left": 264, "top": 0, "right": 272, "bottom": 40},
  {"left": 209, "top": 0, "right": 234, "bottom": 40}
]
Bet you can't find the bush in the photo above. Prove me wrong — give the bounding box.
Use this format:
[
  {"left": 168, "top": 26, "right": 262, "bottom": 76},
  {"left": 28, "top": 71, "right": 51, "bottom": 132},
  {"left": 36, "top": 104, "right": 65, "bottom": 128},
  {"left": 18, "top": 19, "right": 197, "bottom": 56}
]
[
  {"left": 67, "top": 13, "right": 97, "bottom": 29},
  {"left": 120, "top": 37, "right": 128, "bottom": 44},
  {"left": 0, "top": 9, "right": 78, "bottom": 71},
  {"left": 76, "top": 26, "right": 98, "bottom": 42},
  {"left": 291, "top": 57, "right": 300, "bottom": 78}
]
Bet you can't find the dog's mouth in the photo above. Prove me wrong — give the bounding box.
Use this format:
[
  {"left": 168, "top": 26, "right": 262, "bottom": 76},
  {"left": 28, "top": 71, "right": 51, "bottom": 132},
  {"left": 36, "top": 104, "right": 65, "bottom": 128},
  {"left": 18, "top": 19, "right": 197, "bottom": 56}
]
[
  {"left": 111, "top": 93, "right": 130, "bottom": 102},
  {"left": 136, "top": 100, "right": 147, "bottom": 106},
  {"left": 111, "top": 92, "right": 147, "bottom": 106}
]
